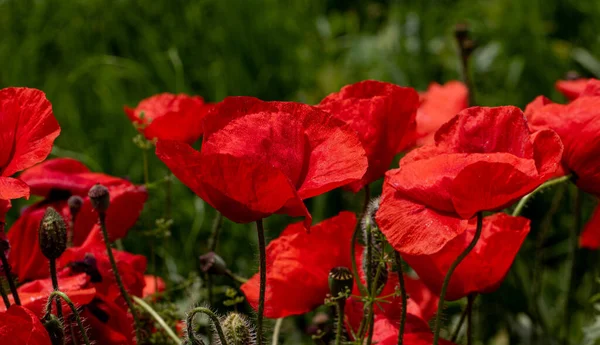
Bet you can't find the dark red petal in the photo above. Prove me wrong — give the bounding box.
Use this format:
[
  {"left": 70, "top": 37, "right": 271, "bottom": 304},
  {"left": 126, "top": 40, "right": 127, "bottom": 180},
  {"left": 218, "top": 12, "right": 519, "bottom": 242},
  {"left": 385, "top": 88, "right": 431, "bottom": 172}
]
[
  {"left": 555, "top": 78, "right": 589, "bottom": 100},
  {"left": 524, "top": 95, "right": 552, "bottom": 120},
  {"left": 240, "top": 212, "right": 356, "bottom": 318},
  {"left": 82, "top": 296, "right": 136, "bottom": 345},
  {"left": 403, "top": 213, "right": 530, "bottom": 300},
  {"left": 580, "top": 204, "right": 600, "bottom": 249},
  {"left": 0, "top": 305, "right": 53, "bottom": 345},
  {"left": 0, "top": 88, "right": 60, "bottom": 177},
  {"left": 0, "top": 177, "right": 29, "bottom": 200}
]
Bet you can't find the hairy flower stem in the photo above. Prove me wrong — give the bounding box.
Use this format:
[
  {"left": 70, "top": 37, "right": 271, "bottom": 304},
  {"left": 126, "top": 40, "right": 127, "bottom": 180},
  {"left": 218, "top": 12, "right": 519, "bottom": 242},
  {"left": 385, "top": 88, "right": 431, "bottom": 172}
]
[
  {"left": 272, "top": 318, "right": 284, "bottom": 345},
  {"left": 466, "top": 294, "right": 475, "bottom": 345},
  {"left": 187, "top": 307, "right": 228, "bottom": 345},
  {"left": 365, "top": 262, "right": 385, "bottom": 345},
  {"left": 350, "top": 185, "right": 371, "bottom": 297},
  {"left": 334, "top": 300, "right": 345, "bottom": 345},
  {"left": 132, "top": 295, "right": 180, "bottom": 344},
  {"left": 0, "top": 249, "right": 20, "bottom": 305},
  {"left": 450, "top": 305, "right": 469, "bottom": 342},
  {"left": 433, "top": 212, "right": 483, "bottom": 345},
  {"left": 207, "top": 212, "right": 224, "bottom": 306},
  {"left": 512, "top": 175, "right": 572, "bottom": 217},
  {"left": 256, "top": 219, "right": 267, "bottom": 345},
  {"left": 49, "top": 259, "right": 63, "bottom": 320},
  {"left": 0, "top": 279, "right": 10, "bottom": 309},
  {"left": 392, "top": 251, "right": 407, "bottom": 345},
  {"left": 44, "top": 290, "right": 91, "bottom": 345},
  {"left": 98, "top": 213, "right": 141, "bottom": 342}
]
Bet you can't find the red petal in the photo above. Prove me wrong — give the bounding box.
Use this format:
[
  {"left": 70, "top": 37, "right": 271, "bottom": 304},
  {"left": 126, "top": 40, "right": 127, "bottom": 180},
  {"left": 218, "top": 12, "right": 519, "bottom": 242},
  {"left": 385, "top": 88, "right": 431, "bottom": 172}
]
[
  {"left": 524, "top": 95, "right": 552, "bottom": 120},
  {"left": 82, "top": 296, "right": 137, "bottom": 345},
  {"left": 240, "top": 212, "right": 356, "bottom": 318},
  {"left": 0, "top": 305, "right": 53, "bottom": 345},
  {"left": 371, "top": 315, "right": 457, "bottom": 345},
  {"left": 580, "top": 204, "right": 600, "bottom": 249},
  {"left": 580, "top": 79, "right": 600, "bottom": 98},
  {"left": 0, "top": 88, "right": 60, "bottom": 177},
  {"left": 555, "top": 78, "right": 590, "bottom": 100},
  {"left": 0, "top": 177, "right": 29, "bottom": 200},
  {"left": 143, "top": 275, "right": 166, "bottom": 298}
]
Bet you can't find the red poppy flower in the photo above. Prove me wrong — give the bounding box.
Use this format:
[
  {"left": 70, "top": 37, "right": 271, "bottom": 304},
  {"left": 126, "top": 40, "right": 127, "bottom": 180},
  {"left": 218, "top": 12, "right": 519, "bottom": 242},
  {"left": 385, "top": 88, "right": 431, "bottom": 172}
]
[
  {"left": 81, "top": 296, "right": 137, "bottom": 345},
  {"left": 371, "top": 314, "right": 457, "bottom": 345},
  {"left": 402, "top": 213, "right": 530, "bottom": 300},
  {"left": 0, "top": 305, "right": 52, "bottom": 345},
  {"left": 125, "top": 93, "right": 212, "bottom": 144},
  {"left": 376, "top": 106, "right": 562, "bottom": 256},
  {"left": 7, "top": 158, "right": 147, "bottom": 281},
  {"left": 415, "top": 81, "right": 469, "bottom": 145},
  {"left": 0, "top": 87, "right": 60, "bottom": 200},
  {"left": 555, "top": 78, "right": 590, "bottom": 100},
  {"left": 317, "top": 80, "right": 419, "bottom": 191},
  {"left": 240, "top": 212, "right": 356, "bottom": 318},
  {"left": 143, "top": 275, "right": 166, "bottom": 298},
  {"left": 0, "top": 272, "right": 96, "bottom": 318},
  {"left": 156, "top": 97, "right": 367, "bottom": 225}
]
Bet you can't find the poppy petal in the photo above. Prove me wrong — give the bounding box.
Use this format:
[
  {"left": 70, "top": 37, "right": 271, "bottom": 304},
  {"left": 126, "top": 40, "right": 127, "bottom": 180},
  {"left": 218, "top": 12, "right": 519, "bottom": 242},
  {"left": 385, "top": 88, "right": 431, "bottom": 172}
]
[
  {"left": 0, "top": 305, "right": 53, "bottom": 345},
  {"left": 0, "top": 177, "right": 29, "bottom": 200}
]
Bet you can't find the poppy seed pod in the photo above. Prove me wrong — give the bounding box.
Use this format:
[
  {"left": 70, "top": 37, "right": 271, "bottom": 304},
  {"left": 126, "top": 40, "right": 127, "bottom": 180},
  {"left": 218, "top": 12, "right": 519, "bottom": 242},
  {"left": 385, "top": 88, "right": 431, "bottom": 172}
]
[
  {"left": 68, "top": 195, "right": 84, "bottom": 219},
  {"left": 199, "top": 252, "right": 228, "bottom": 276},
  {"left": 38, "top": 207, "right": 67, "bottom": 260},
  {"left": 88, "top": 184, "right": 110, "bottom": 213},
  {"left": 220, "top": 312, "right": 256, "bottom": 345},
  {"left": 328, "top": 267, "right": 353, "bottom": 299},
  {"left": 42, "top": 314, "right": 65, "bottom": 345}
]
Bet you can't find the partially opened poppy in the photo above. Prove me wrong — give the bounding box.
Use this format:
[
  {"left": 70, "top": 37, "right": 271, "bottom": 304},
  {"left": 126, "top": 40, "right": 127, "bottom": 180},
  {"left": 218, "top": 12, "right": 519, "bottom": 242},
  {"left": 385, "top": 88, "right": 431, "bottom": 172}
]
[
  {"left": 240, "top": 212, "right": 356, "bottom": 318},
  {"left": 317, "top": 80, "right": 419, "bottom": 191},
  {"left": 0, "top": 87, "right": 60, "bottom": 200},
  {"left": 7, "top": 158, "right": 147, "bottom": 281},
  {"left": 0, "top": 305, "right": 52, "bottom": 345},
  {"left": 402, "top": 213, "right": 530, "bottom": 300},
  {"left": 156, "top": 97, "right": 368, "bottom": 225},
  {"left": 376, "top": 106, "right": 562, "bottom": 256},
  {"left": 125, "top": 93, "right": 212, "bottom": 144},
  {"left": 415, "top": 81, "right": 469, "bottom": 145}
]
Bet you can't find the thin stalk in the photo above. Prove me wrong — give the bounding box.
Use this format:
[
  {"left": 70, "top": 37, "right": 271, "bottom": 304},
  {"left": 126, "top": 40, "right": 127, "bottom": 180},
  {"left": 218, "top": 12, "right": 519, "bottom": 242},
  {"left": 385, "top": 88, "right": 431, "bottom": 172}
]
[
  {"left": 433, "top": 212, "right": 483, "bottom": 345},
  {"left": 392, "top": 251, "right": 407, "bottom": 345},
  {"left": 132, "top": 295, "right": 180, "bottom": 344},
  {"left": 225, "top": 270, "right": 249, "bottom": 284},
  {"left": 450, "top": 306, "right": 469, "bottom": 342},
  {"left": 49, "top": 259, "right": 63, "bottom": 319},
  {"left": 334, "top": 301, "right": 345, "bottom": 345},
  {"left": 98, "top": 213, "right": 141, "bottom": 341},
  {"left": 0, "top": 250, "right": 20, "bottom": 305},
  {"left": 466, "top": 294, "right": 475, "bottom": 345},
  {"left": 44, "top": 291, "right": 91, "bottom": 345},
  {"left": 142, "top": 149, "right": 150, "bottom": 187},
  {"left": 165, "top": 174, "right": 172, "bottom": 219},
  {"left": 563, "top": 188, "right": 582, "bottom": 340},
  {"left": 350, "top": 185, "right": 371, "bottom": 297},
  {"left": 512, "top": 175, "right": 572, "bottom": 217},
  {"left": 256, "top": 219, "right": 267, "bottom": 345},
  {"left": 207, "top": 212, "right": 224, "bottom": 306},
  {"left": 272, "top": 318, "right": 284, "bottom": 345},
  {"left": 0, "top": 278, "right": 10, "bottom": 309},
  {"left": 365, "top": 262, "right": 385, "bottom": 345},
  {"left": 69, "top": 316, "right": 79, "bottom": 345},
  {"left": 187, "top": 307, "right": 228, "bottom": 345}
]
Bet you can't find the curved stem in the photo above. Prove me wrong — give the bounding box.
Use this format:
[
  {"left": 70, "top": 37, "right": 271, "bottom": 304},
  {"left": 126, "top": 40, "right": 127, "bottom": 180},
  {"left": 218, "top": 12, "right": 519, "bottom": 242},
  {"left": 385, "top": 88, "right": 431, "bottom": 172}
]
[
  {"left": 433, "top": 212, "right": 483, "bottom": 345},
  {"left": 132, "top": 295, "right": 180, "bottom": 344},
  {"left": 272, "top": 318, "right": 284, "bottom": 345},
  {"left": 98, "top": 213, "right": 141, "bottom": 341},
  {"left": 0, "top": 279, "right": 10, "bottom": 309},
  {"left": 225, "top": 270, "right": 249, "bottom": 284},
  {"left": 44, "top": 290, "right": 91, "bottom": 345},
  {"left": 365, "top": 262, "right": 384, "bottom": 345},
  {"left": 334, "top": 301, "right": 345, "bottom": 345},
  {"left": 187, "top": 307, "right": 228, "bottom": 345},
  {"left": 512, "top": 175, "right": 572, "bottom": 217},
  {"left": 256, "top": 219, "right": 266, "bottom": 345},
  {"left": 0, "top": 250, "right": 20, "bottom": 305},
  {"left": 49, "top": 259, "right": 63, "bottom": 320},
  {"left": 392, "top": 251, "right": 407, "bottom": 345}
]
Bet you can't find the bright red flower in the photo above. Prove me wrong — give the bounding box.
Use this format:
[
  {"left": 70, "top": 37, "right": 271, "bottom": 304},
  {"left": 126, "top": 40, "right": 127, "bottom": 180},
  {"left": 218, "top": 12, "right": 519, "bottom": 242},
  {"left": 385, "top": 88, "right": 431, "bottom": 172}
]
[
  {"left": 403, "top": 213, "right": 530, "bottom": 300},
  {"left": 240, "top": 212, "right": 356, "bottom": 318},
  {"left": 143, "top": 275, "right": 166, "bottom": 298},
  {"left": 415, "top": 81, "right": 469, "bottom": 145},
  {"left": 7, "top": 158, "right": 147, "bottom": 281},
  {"left": 0, "top": 87, "right": 60, "bottom": 200},
  {"left": 317, "top": 80, "right": 419, "bottom": 191},
  {"left": 555, "top": 78, "right": 590, "bottom": 100},
  {"left": 81, "top": 296, "right": 137, "bottom": 345},
  {"left": 0, "top": 273, "right": 96, "bottom": 318},
  {"left": 0, "top": 305, "right": 52, "bottom": 345},
  {"left": 156, "top": 97, "right": 367, "bottom": 225},
  {"left": 376, "top": 106, "right": 562, "bottom": 256},
  {"left": 125, "top": 93, "right": 212, "bottom": 144},
  {"left": 371, "top": 314, "right": 457, "bottom": 345}
]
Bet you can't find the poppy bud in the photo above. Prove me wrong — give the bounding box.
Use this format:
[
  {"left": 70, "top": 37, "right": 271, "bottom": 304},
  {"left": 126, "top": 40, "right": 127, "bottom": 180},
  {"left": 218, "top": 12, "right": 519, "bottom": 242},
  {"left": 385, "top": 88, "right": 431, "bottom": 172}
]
[
  {"left": 199, "top": 252, "right": 228, "bottom": 276},
  {"left": 39, "top": 207, "right": 67, "bottom": 260},
  {"left": 454, "top": 23, "right": 469, "bottom": 43},
  {"left": 220, "top": 312, "right": 255, "bottom": 345},
  {"left": 328, "top": 267, "right": 353, "bottom": 298},
  {"left": 43, "top": 314, "right": 65, "bottom": 345},
  {"left": 68, "top": 195, "right": 84, "bottom": 219},
  {"left": 88, "top": 184, "right": 110, "bottom": 213}
]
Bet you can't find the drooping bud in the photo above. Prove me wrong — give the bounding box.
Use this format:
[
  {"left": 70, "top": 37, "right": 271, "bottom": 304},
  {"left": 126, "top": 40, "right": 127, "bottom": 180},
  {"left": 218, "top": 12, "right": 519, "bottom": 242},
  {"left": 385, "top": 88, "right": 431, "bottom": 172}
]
[
  {"left": 39, "top": 207, "right": 67, "bottom": 260},
  {"left": 43, "top": 314, "right": 65, "bottom": 345},
  {"left": 199, "top": 252, "right": 228, "bottom": 276},
  {"left": 328, "top": 267, "right": 353, "bottom": 299},
  {"left": 220, "top": 312, "right": 256, "bottom": 345},
  {"left": 88, "top": 184, "right": 110, "bottom": 213},
  {"left": 68, "top": 195, "right": 84, "bottom": 219}
]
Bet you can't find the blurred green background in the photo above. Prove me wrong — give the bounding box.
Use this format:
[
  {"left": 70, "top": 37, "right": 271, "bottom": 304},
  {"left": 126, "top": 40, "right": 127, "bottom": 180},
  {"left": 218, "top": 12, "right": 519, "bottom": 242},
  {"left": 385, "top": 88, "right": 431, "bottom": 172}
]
[{"left": 3, "top": 0, "right": 600, "bottom": 344}]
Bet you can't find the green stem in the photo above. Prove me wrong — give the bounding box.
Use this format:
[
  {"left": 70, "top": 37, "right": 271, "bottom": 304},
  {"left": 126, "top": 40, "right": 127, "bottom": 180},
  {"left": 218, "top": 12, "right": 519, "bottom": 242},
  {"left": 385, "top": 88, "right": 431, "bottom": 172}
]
[
  {"left": 0, "top": 278, "right": 10, "bottom": 309},
  {"left": 466, "top": 294, "right": 475, "bottom": 345},
  {"left": 132, "top": 295, "right": 180, "bottom": 344},
  {"left": 450, "top": 305, "right": 469, "bottom": 342},
  {"left": 207, "top": 212, "right": 224, "bottom": 307},
  {"left": 0, "top": 249, "right": 20, "bottom": 305},
  {"left": 272, "top": 318, "right": 284, "bottom": 345},
  {"left": 365, "top": 262, "right": 385, "bottom": 345},
  {"left": 225, "top": 270, "right": 249, "bottom": 284},
  {"left": 69, "top": 316, "right": 79, "bottom": 345},
  {"left": 49, "top": 259, "right": 63, "bottom": 320},
  {"left": 334, "top": 301, "right": 345, "bottom": 345},
  {"left": 433, "top": 212, "right": 483, "bottom": 345},
  {"left": 350, "top": 185, "right": 371, "bottom": 297},
  {"left": 165, "top": 174, "right": 172, "bottom": 219},
  {"left": 256, "top": 219, "right": 266, "bottom": 345},
  {"left": 563, "top": 188, "right": 582, "bottom": 340},
  {"left": 187, "top": 307, "right": 228, "bottom": 345},
  {"left": 392, "top": 251, "right": 407, "bottom": 345},
  {"left": 512, "top": 175, "right": 572, "bottom": 217},
  {"left": 142, "top": 148, "right": 150, "bottom": 187},
  {"left": 98, "top": 213, "right": 141, "bottom": 342},
  {"left": 44, "top": 291, "right": 91, "bottom": 345}
]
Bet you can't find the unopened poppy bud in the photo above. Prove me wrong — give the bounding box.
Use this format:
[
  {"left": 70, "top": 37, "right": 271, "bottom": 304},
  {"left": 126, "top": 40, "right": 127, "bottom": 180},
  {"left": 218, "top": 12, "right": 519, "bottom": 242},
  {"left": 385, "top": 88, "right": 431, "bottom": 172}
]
[
  {"left": 328, "top": 267, "right": 353, "bottom": 298},
  {"left": 88, "top": 184, "right": 110, "bottom": 213},
  {"left": 220, "top": 312, "right": 256, "bottom": 345},
  {"left": 454, "top": 23, "right": 469, "bottom": 43},
  {"left": 39, "top": 207, "right": 67, "bottom": 260},
  {"left": 68, "top": 195, "right": 84, "bottom": 218},
  {"left": 43, "top": 314, "right": 65, "bottom": 345},
  {"left": 199, "top": 252, "right": 228, "bottom": 276}
]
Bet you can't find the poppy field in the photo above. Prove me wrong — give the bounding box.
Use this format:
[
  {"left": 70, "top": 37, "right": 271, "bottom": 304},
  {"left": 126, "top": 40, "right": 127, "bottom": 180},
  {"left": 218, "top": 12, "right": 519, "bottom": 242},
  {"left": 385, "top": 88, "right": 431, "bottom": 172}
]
[{"left": 2, "top": 1, "right": 600, "bottom": 345}]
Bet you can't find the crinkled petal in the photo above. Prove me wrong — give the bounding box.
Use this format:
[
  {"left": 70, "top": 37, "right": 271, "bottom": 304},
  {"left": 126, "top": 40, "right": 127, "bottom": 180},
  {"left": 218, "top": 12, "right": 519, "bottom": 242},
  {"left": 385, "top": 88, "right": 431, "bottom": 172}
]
[
  {"left": 556, "top": 78, "right": 589, "bottom": 100},
  {"left": 0, "top": 176, "right": 29, "bottom": 200}
]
